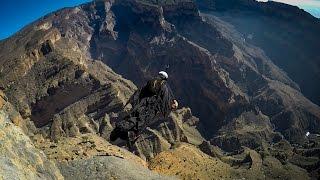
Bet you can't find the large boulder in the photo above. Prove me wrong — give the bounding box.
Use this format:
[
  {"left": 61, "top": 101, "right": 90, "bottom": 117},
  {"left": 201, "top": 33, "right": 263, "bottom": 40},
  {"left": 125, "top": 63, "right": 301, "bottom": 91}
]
[{"left": 58, "top": 156, "right": 175, "bottom": 180}]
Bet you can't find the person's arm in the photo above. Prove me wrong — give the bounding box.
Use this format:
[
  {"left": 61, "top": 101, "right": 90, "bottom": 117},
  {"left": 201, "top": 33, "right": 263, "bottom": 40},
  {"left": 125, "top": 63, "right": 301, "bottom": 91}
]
[
  {"left": 171, "top": 99, "right": 178, "bottom": 109},
  {"left": 166, "top": 83, "right": 178, "bottom": 110}
]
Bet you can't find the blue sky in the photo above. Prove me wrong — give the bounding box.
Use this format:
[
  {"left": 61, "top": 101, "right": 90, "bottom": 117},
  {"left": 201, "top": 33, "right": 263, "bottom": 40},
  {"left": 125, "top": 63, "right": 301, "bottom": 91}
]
[
  {"left": 300, "top": 5, "right": 320, "bottom": 18},
  {"left": 278, "top": 0, "right": 320, "bottom": 17},
  {"left": 0, "top": 0, "right": 319, "bottom": 40},
  {"left": 0, "top": 0, "right": 90, "bottom": 40},
  {"left": 259, "top": 0, "right": 320, "bottom": 17}
]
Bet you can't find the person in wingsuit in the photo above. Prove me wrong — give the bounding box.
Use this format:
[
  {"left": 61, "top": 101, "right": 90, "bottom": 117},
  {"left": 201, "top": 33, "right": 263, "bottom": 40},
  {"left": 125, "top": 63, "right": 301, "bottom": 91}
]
[{"left": 109, "top": 71, "right": 178, "bottom": 148}]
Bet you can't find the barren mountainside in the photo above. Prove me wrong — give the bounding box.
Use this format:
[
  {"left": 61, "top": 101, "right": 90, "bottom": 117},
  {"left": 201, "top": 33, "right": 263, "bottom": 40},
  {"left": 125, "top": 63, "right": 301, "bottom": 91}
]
[
  {"left": 197, "top": 0, "right": 320, "bottom": 105},
  {"left": 0, "top": 0, "right": 319, "bottom": 179}
]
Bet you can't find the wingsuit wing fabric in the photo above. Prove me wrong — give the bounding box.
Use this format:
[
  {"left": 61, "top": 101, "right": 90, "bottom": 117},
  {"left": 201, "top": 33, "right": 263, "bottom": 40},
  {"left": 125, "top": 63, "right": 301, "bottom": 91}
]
[{"left": 113, "top": 80, "right": 174, "bottom": 140}]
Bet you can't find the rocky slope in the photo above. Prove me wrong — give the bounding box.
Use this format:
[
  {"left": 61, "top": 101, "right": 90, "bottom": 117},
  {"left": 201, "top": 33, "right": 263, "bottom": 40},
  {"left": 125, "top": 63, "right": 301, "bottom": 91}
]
[
  {"left": 0, "top": 0, "right": 320, "bottom": 179},
  {"left": 0, "top": 15, "right": 136, "bottom": 140},
  {"left": 33, "top": 133, "right": 175, "bottom": 180},
  {"left": 149, "top": 143, "right": 310, "bottom": 180},
  {"left": 0, "top": 91, "right": 63, "bottom": 179},
  {"left": 196, "top": 0, "right": 320, "bottom": 106}
]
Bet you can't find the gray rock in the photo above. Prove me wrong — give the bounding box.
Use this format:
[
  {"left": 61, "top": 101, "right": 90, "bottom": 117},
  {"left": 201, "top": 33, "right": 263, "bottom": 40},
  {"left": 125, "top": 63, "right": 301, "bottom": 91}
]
[
  {"left": 0, "top": 91, "right": 63, "bottom": 180},
  {"left": 58, "top": 156, "right": 176, "bottom": 180},
  {"left": 134, "top": 107, "right": 204, "bottom": 160}
]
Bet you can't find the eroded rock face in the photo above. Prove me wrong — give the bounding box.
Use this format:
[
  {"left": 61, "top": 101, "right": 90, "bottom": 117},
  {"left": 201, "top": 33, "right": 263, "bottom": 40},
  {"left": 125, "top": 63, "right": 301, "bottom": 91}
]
[
  {"left": 0, "top": 18, "right": 136, "bottom": 140},
  {"left": 197, "top": 0, "right": 320, "bottom": 106},
  {"left": 0, "top": 91, "right": 63, "bottom": 180},
  {"left": 133, "top": 107, "right": 204, "bottom": 160}
]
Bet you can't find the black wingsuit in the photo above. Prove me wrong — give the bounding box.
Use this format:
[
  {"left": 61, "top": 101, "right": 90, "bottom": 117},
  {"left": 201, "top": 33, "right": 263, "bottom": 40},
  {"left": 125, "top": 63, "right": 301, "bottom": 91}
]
[{"left": 110, "top": 77, "right": 175, "bottom": 148}]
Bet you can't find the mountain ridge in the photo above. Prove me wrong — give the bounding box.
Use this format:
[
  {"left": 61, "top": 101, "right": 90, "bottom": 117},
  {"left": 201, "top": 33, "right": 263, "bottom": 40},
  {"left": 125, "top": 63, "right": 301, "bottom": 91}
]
[{"left": 196, "top": 0, "right": 320, "bottom": 106}]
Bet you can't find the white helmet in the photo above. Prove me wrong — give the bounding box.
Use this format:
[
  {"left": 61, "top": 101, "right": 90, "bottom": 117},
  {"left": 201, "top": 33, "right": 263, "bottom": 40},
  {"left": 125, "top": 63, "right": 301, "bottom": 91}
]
[{"left": 158, "top": 71, "right": 168, "bottom": 80}]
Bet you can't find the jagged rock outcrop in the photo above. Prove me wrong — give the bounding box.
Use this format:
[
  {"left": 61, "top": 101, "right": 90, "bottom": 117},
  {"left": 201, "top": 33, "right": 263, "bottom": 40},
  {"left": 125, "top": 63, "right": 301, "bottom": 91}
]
[
  {"left": 0, "top": 91, "right": 63, "bottom": 179},
  {"left": 134, "top": 107, "right": 204, "bottom": 160}
]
